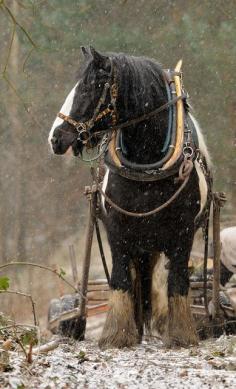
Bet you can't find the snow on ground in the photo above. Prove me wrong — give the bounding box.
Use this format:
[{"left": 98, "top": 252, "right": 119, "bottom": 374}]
[{"left": 1, "top": 335, "right": 236, "bottom": 389}]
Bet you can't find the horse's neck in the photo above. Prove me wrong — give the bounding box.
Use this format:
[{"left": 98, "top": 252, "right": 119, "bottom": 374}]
[
  {"left": 120, "top": 115, "right": 168, "bottom": 165},
  {"left": 116, "top": 66, "right": 168, "bottom": 165}
]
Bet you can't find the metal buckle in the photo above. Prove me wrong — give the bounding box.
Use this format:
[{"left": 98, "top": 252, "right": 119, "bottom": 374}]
[{"left": 76, "top": 122, "right": 87, "bottom": 132}]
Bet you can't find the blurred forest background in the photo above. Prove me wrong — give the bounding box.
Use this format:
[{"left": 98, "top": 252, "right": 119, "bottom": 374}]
[{"left": 0, "top": 0, "right": 235, "bottom": 324}]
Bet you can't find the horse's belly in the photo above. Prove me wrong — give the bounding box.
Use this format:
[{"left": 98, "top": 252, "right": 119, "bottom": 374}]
[{"left": 108, "top": 216, "right": 188, "bottom": 253}]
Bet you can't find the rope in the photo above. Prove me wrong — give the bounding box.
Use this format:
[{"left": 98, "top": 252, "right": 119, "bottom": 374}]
[
  {"left": 98, "top": 159, "right": 193, "bottom": 218},
  {"left": 58, "top": 95, "right": 186, "bottom": 140},
  {"left": 203, "top": 215, "right": 210, "bottom": 317},
  {"left": 178, "top": 157, "right": 193, "bottom": 181}
]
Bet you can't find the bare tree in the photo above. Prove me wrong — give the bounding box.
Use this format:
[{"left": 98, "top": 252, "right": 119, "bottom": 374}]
[{"left": 8, "top": 0, "right": 27, "bottom": 260}]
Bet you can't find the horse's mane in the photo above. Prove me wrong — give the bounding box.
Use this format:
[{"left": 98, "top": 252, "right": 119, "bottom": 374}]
[
  {"left": 111, "top": 53, "right": 167, "bottom": 119},
  {"left": 110, "top": 54, "right": 169, "bottom": 162},
  {"left": 78, "top": 52, "right": 167, "bottom": 120}
]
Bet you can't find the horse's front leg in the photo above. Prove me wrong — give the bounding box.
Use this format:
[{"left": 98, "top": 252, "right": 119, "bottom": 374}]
[
  {"left": 164, "top": 234, "right": 198, "bottom": 348},
  {"left": 99, "top": 239, "right": 139, "bottom": 349}
]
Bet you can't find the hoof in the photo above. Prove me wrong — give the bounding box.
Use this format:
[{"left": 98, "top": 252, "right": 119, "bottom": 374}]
[
  {"left": 164, "top": 332, "right": 198, "bottom": 348},
  {"left": 98, "top": 290, "right": 139, "bottom": 349},
  {"left": 164, "top": 294, "right": 198, "bottom": 348},
  {"left": 152, "top": 314, "right": 168, "bottom": 337},
  {"left": 99, "top": 329, "right": 138, "bottom": 350}
]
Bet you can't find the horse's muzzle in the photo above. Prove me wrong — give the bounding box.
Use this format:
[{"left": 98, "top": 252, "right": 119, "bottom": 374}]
[{"left": 50, "top": 136, "right": 69, "bottom": 155}]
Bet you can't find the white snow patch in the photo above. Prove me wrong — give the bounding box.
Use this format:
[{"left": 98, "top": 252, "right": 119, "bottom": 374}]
[{"left": 3, "top": 336, "right": 236, "bottom": 388}]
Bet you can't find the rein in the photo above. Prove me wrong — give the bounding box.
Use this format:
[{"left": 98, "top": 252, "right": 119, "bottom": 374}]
[
  {"left": 95, "top": 94, "right": 186, "bottom": 136},
  {"left": 98, "top": 158, "right": 193, "bottom": 217},
  {"left": 58, "top": 95, "right": 186, "bottom": 142}
]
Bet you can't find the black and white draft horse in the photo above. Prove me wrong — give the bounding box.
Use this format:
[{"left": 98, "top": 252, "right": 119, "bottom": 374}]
[{"left": 48, "top": 47, "right": 211, "bottom": 349}]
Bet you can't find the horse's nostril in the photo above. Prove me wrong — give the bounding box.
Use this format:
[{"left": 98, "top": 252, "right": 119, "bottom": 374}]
[{"left": 51, "top": 136, "right": 58, "bottom": 145}]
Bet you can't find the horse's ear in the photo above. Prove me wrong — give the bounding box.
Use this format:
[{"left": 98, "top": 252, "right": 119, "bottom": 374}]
[
  {"left": 80, "top": 46, "right": 91, "bottom": 60},
  {"left": 89, "top": 46, "right": 110, "bottom": 71}
]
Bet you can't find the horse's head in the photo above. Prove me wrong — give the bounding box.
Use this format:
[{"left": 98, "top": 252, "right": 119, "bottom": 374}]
[{"left": 48, "top": 47, "right": 113, "bottom": 156}]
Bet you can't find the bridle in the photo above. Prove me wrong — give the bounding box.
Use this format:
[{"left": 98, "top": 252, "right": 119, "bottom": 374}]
[
  {"left": 57, "top": 58, "right": 186, "bottom": 149},
  {"left": 58, "top": 58, "right": 118, "bottom": 147}
]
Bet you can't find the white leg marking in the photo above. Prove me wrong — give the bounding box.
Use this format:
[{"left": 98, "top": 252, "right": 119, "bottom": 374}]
[
  {"left": 48, "top": 81, "right": 79, "bottom": 149},
  {"left": 101, "top": 168, "right": 109, "bottom": 212},
  {"left": 151, "top": 253, "right": 169, "bottom": 334},
  {"left": 195, "top": 160, "right": 208, "bottom": 218}
]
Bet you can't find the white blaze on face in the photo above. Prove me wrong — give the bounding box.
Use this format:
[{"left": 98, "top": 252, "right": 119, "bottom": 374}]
[{"left": 48, "top": 82, "right": 79, "bottom": 150}]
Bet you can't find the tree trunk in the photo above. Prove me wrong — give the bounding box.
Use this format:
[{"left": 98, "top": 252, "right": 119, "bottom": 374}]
[{"left": 8, "top": 0, "right": 27, "bottom": 262}]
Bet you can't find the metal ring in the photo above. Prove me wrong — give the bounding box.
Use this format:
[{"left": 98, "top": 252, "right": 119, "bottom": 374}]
[
  {"left": 183, "top": 146, "right": 194, "bottom": 158},
  {"left": 77, "top": 129, "right": 91, "bottom": 144}
]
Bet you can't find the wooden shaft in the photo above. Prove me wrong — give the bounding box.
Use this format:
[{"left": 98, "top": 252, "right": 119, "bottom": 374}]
[
  {"left": 82, "top": 279, "right": 108, "bottom": 285},
  {"left": 190, "top": 281, "right": 213, "bottom": 289},
  {"left": 212, "top": 193, "right": 221, "bottom": 318},
  {"left": 203, "top": 217, "right": 210, "bottom": 317},
  {"left": 79, "top": 192, "right": 96, "bottom": 324}
]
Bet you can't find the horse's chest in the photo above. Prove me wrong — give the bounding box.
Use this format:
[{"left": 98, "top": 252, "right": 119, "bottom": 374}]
[{"left": 103, "top": 170, "right": 201, "bottom": 251}]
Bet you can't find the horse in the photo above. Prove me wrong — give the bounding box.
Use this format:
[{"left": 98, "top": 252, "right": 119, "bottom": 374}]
[{"left": 48, "top": 47, "right": 211, "bottom": 349}]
